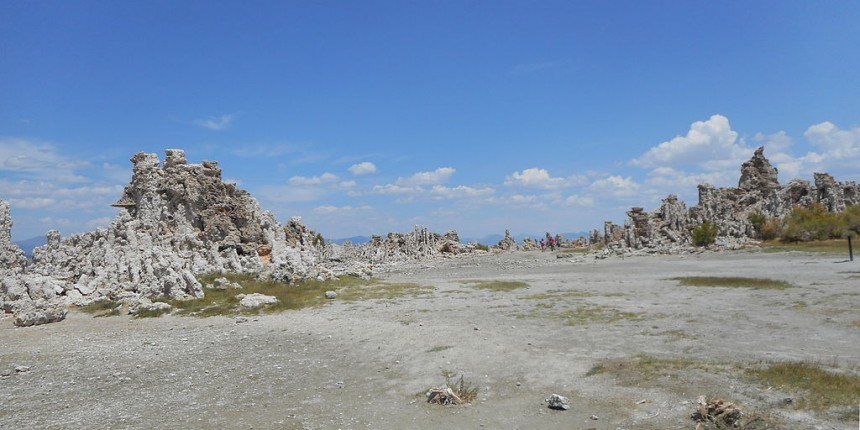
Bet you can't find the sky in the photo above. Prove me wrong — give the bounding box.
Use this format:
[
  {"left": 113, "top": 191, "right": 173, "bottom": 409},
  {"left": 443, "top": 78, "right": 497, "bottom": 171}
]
[{"left": 1, "top": 1, "right": 859, "bottom": 242}]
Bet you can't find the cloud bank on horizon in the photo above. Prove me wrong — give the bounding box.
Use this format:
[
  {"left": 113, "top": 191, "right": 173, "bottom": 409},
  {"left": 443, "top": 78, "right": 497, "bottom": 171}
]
[{"left": 1, "top": 2, "right": 858, "bottom": 241}]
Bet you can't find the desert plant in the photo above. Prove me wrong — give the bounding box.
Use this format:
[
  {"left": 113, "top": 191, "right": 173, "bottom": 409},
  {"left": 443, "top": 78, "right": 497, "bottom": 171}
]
[
  {"left": 839, "top": 204, "right": 860, "bottom": 237},
  {"left": 79, "top": 300, "right": 122, "bottom": 317},
  {"left": 747, "top": 211, "right": 767, "bottom": 233},
  {"left": 782, "top": 202, "right": 841, "bottom": 242},
  {"left": 426, "top": 369, "right": 479, "bottom": 405},
  {"left": 747, "top": 361, "right": 860, "bottom": 418},
  {"left": 692, "top": 221, "right": 719, "bottom": 246},
  {"left": 747, "top": 211, "right": 782, "bottom": 240}
]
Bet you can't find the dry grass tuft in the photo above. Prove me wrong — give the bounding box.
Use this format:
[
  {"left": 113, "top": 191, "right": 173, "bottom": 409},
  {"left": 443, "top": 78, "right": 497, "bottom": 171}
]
[
  {"left": 747, "top": 361, "right": 860, "bottom": 418},
  {"left": 672, "top": 276, "right": 793, "bottom": 290},
  {"left": 79, "top": 300, "right": 121, "bottom": 317},
  {"left": 461, "top": 280, "right": 529, "bottom": 292},
  {"left": 426, "top": 369, "right": 479, "bottom": 406}
]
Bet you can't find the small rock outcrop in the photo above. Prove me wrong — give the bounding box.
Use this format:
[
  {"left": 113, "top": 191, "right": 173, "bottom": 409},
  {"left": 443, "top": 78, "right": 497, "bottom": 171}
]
[
  {"left": 546, "top": 394, "right": 570, "bottom": 410},
  {"left": 496, "top": 229, "right": 518, "bottom": 251}
]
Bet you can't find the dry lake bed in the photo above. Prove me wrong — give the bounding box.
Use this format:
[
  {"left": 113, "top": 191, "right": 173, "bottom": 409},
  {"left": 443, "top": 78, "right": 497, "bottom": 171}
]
[{"left": 1, "top": 250, "right": 859, "bottom": 429}]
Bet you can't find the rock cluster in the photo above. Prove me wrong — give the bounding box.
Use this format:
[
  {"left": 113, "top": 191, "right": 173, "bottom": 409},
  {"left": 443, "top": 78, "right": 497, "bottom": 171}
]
[
  {"left": 331, "top": 226, "right": 478, "bottom": 266},
  {"left": 1, "top": 150, "right": 328, "bottom": 325},
  {"left": 597, "top": 147, "right": 860, "bottom": 253},
  {"left": 0, "top": 201, "right": 68, "bottom": 326}
]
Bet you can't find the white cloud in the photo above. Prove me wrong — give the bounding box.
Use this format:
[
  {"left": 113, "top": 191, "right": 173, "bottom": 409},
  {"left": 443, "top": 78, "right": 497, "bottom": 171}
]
[
  {"left": 1, "top": 179, "right": 125, "bottom": 211},
  {"left": 804, "top": 121, "right": 860, "bottom": 159},
  {"left": 589, "top": 175, "right": 640, "bottom": 197},
  {"left": 288, "top": 172, "right": 339, "bottom": 186},
  {"left": 0, "top": 138, "right": 93, "bottom": 179},
  {"left": 10, "top": 197, "right": 56, "bottom": 209},
  {"left": 371, "top": 184, "right": 422, "bottom": 195},
  {"left": 86, "top": 217, "right": 115, "bottom": 229},
  {"left": 631, "top": 114, "right": 748, "bottom": 170},
  {"left": 395, "top": 167, "right": 455, "bottom": 186},
  {"left": 505, "top": 168, "right": 563, "bottom": 188},
  {"left": 504, "top": 168, "right": 585, "bottom": 189},
  {"left": 194, "top": 114, "right": 234, "bottom": 131},
  {"left": 565, "top": 194, "right": 594, "bottom": 206},
  {"left": 313, "top": 205, "right": 371, "bottom": 215},
  {"left": 429, "top": 185, "right": 494, "bottom": 199},
  {"left": 348, "top": 162, "right": 377, "bottom": 175}
]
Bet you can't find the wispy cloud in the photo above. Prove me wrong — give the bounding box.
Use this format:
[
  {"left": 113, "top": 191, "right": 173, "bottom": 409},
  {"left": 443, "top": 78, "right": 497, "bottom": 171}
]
[
  {"left": 288, "top": 172, "right": 340, "bottom": 186},
  {"left": 395, "top": 167, "right": 455, "bottom": 187},
  {"left": 313, "top": 204, "right": 371, "bottom": 215},
  {"left": 0, "top": 138, "right": 92, "bottom": 180},
  {"left": 193, "top": 114, "right": 234, "bottom": 131}
]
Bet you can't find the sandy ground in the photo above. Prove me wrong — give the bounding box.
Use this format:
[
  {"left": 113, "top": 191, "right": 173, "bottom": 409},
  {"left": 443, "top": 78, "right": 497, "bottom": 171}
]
[{"left": 1, "top": 250, "right": 859, "bottom": 429}]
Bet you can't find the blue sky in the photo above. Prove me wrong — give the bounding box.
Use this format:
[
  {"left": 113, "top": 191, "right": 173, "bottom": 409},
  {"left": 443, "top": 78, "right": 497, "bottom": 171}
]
[{"left": 2, "top": 1, "right": 859, "bottom": 241}]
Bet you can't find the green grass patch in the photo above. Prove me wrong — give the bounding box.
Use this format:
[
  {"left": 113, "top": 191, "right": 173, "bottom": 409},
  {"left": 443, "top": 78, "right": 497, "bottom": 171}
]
[
  {"left": 519, "top": 303, "right": 648, "bottom": 326},
  {"left": 747, "top": 361, "right": 860, "bottom": 416},
  {"left": 133, "top": 306, "right": 171, "bottom": 319},
  {"left": 79, "top": 300, "right": 122, "bottom": 317},
  {"left": 461, "top": 280, "right": 529, "bottom": 292},
  {"left": 586, "top": 354, "right": 727, "bottom": 385},
  {"left": 759, "top": 239, "right": 851, "bottom": 254},
  {"left": 672, "top": 276, "right": 793, "bottom": 290},
  {"left": 524, "top": 289, "right": 595, "bottom": 300},
  {"left": 335, "top": 281, "right": 433, "bottom": 302},
  {"left": 167, "top": 273, "right": 428, "bottom": 317}
]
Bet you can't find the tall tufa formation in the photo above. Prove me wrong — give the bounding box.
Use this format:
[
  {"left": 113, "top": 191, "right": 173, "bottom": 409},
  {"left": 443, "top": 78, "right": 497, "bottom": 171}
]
[
  {"left": 0, "top": 201, "right": 27, "bottom": 273},
  {"left": 601, "top": 147, "right": 860, "bottom": 253},
  {"left": 1, "top": 150, "right": 330, "bottom": 325}
]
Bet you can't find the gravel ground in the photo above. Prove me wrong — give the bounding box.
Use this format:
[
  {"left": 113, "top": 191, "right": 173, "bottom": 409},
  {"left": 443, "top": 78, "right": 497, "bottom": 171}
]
[{"left": 1, "top": 250, "right": 858, "bottom": 429}]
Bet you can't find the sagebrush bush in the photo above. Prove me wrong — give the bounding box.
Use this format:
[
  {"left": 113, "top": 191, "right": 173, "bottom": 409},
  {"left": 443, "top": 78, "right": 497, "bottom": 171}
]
[
  {"left": 760, "top": 219, "right": 783, "bottom": 240},
  {"left": 747, "top": 211, "right": 783, "bottom": 240},
  {"left": 840, "top": 204, "right": 860, "bottom": 238},
  {"left": 691, "top": 221, "right": 718, "bottom": 246},
  {"left": 783, "top": 203, "right": 841, "bottom": 242}
]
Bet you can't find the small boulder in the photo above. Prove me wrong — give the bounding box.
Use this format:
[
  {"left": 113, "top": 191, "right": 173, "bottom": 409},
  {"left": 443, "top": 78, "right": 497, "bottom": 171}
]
[
  {"left": 546, "top": 394, "right": 570, "bottom": 410},
  {"left": 238, "top": 293, "right": 278, "bottom": 309},
  {"left": 14, "top": 306, "right": 68, "bottom": 327},
  {"left": 211, "top": 277, "right": 242, "bottom": 290},
  {"left": 325, "top": 291, "right": 337, "bottom": 299}
]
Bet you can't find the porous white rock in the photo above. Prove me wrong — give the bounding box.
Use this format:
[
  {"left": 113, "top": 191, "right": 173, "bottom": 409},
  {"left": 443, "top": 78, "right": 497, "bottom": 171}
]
[{"left": 238, "top": 293, "right": 278, "bottom": 309}]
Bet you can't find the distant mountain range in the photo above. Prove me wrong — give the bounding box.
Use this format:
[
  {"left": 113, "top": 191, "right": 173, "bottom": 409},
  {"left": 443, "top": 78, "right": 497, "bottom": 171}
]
[{"left": 13, "top": 236, "right": 48, "bottom": 258}]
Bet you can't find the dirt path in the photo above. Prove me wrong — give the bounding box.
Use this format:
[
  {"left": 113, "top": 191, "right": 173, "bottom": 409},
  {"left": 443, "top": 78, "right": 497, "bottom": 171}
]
[{"left": 1, "top": 251, "right": 858, "bottom": 429}]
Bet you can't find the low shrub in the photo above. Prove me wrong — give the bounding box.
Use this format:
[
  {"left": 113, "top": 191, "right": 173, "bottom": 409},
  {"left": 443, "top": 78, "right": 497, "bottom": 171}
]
[
  {"left": 692, "top": 221, "right": 718, "bottom": 246},
  {"left": 783, "top": 203, "right": 841, "bottom": 242}
]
